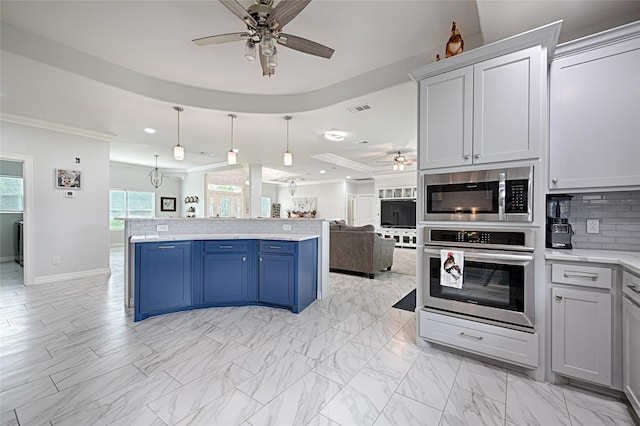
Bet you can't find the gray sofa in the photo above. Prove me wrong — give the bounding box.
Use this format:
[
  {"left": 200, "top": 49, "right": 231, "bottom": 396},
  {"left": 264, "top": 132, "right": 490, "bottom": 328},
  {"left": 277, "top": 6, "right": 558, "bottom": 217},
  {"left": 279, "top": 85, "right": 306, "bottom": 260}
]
[{"left": 329, "top": 222, "right": 396, "bottom": 278}]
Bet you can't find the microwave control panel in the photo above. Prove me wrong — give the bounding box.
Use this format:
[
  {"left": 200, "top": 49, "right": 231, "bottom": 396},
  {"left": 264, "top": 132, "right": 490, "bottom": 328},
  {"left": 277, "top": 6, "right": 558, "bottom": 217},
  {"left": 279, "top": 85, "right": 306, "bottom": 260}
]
[{"left": 505, "top": 179, "right": 529, "bottom": 213}]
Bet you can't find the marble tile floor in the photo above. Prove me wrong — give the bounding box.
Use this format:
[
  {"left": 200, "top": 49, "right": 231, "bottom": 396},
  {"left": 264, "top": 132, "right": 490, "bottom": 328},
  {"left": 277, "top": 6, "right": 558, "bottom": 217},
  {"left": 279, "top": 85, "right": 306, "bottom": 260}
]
[
  {"left": 0, "top": 261, "right": 23, "bottom": 287},
  {"left": 0, "top": 247, "right": 635, "bottom": 426}
]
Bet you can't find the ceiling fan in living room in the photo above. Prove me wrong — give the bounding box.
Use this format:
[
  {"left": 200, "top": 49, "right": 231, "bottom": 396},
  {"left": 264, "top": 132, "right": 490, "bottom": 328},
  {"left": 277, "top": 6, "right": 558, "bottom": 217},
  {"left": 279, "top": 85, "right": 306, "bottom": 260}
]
[
  {"left": 377, "top": 150, "right": 415, "bottom": 172},
  {"left": 192, "top": 0, "right": 335, "bottom": 77}
]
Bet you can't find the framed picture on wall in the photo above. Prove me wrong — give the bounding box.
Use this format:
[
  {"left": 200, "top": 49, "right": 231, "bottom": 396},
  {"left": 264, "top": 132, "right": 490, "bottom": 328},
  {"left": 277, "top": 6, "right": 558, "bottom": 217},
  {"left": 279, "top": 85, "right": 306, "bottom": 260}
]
[
  {"left": 160, "top": 197, "right": 176, "bottom": 212},
  {"left": 55, "top": 169, "right": 82, "bottom": 189}
]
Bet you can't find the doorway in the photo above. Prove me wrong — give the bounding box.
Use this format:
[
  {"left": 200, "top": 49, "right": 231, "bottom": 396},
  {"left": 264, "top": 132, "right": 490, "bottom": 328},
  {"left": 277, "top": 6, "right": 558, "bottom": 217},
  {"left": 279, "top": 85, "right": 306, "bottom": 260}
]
[{"left": 0, "top": 154, "right": 33, "bottom": 286}]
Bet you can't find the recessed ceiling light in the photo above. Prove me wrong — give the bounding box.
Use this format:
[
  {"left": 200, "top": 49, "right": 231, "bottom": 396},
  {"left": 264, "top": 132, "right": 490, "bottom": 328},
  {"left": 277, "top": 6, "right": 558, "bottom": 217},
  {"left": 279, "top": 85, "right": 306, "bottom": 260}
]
[
  {"left": 320, "top": 170, "right": 326, "bottom": 174},
  {"left": 323, "top": 131, "right": 346, "bottom": 141},
  {"left": 346, "top": 176, "right": 351, "bottom": 179},
  {"left": 144, "top": 128, "right": 156, "bottom": 134}
]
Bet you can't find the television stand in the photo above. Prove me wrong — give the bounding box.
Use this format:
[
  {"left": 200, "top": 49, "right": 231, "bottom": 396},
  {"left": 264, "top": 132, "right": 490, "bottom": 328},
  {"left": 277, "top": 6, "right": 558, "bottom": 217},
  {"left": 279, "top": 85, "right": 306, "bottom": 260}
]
[{"left": 378, "top": 228, "right": 417, "bottom": 249}]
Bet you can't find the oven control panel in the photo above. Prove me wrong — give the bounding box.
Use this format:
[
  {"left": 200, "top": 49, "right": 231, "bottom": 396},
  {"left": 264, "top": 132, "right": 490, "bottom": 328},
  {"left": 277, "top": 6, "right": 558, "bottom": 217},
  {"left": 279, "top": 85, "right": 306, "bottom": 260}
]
[
  {"left": 429, "top": 229, "right": 527, "bottom": 247},
  {"left": 505, "top": 179, "right": 529, "bottom": 214}
]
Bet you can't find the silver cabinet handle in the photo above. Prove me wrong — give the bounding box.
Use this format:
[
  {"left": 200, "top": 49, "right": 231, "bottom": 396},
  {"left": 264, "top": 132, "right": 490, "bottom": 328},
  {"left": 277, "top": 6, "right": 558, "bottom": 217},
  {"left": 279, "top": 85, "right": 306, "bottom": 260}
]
[
  {"left": 474, "top": 154, "right": 480, "bottom": 159},
  {"left": 555, "top": 295, "right": 563, "bottom": 301},
  {"left": 218, "top": 245, "right": 233, "bottom": 249},
  {"left": 459, "top": 332, "right": 483, "bottom": 341},
  {"left": 627, "top": 284, "right": 640, "bottom": 294},
  {"left": 463, "top": 155, "right": 470, "bottom": 160},
  {"left": 269, "top": 246, "right": 282, "bottom": 249},
  {"left": 158, "top": 245, "right": 175, "bottom": 249},
  {"left": 552, "top": 178, "right": 559, "bottom": 184},
  {"left": 564, "top": 271, "right": 598, "bottom": 281},
  {"left": 259, "top": 257, "right": 263, "bottom": 262},
  {"left": 242, "top": 257, "right": 246, "bottom": 261}
]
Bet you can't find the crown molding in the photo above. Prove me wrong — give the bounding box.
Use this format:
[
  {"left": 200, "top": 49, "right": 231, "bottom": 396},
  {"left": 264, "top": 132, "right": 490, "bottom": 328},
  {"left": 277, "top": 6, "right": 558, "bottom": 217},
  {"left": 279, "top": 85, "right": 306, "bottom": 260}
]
[{"left": 1, "top": 113, "right": 116, "bottom": 141}]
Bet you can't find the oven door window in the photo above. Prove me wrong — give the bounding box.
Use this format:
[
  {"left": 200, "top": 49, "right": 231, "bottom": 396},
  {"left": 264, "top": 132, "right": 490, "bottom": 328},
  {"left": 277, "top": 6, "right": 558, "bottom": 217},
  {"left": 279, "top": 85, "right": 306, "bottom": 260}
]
[
  {"left": 427, "top": 181, "right": 498, "bottom": 214},
  {"left": 429, "top": 258, "right": 524, "bottom": 312}
]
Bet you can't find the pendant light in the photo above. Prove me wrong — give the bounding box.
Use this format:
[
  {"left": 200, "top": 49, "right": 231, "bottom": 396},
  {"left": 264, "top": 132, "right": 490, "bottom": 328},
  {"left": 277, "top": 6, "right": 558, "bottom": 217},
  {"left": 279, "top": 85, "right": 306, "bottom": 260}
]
[
  {"left": 288, "top": 180, "right": 297, "bottom": 196},
  {"left": 173, "top": 106, "right": 184, "bottom": 161},
  {"left": 283, "top": 115, "right": 293, "bottom": 166},
  {"left": 227, "top": 114, "right": 237, "bottom": 165},
  {"left": 149, "top": 155, "right": 164, "bottom": 188}
]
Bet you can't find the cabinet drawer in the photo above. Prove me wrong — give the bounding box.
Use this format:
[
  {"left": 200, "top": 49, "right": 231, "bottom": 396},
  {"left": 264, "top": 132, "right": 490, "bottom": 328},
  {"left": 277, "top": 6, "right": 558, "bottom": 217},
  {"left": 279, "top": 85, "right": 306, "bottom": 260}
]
[
  {"left": 419, "top": 310, "right": 538, "bottom": 368},
  {"left": 259, "top": 240, "right": 296, "bottom": 254},
  {"left": 204, "top": 240, "right": 250, "bottom": 253},
  {"left": 551, "top": 264, "right": 612, "bottom": 289}
]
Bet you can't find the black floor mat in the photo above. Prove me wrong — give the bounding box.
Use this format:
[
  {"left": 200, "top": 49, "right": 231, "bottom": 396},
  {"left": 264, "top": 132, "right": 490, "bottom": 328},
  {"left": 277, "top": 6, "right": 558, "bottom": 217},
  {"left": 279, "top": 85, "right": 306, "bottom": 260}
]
[{"left": 392, "top": 289, "right": 416, "bottom": 312}]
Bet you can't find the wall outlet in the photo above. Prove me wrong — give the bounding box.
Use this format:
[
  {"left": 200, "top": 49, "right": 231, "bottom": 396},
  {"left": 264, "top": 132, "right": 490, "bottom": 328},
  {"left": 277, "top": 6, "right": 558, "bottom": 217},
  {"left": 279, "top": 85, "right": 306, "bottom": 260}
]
[
  {"left": 157, "top": 224, "right": 169, "bottom": 232},
  {"left": 52, "top": 256, "right": 61, "bottom": 265},
  {"left": 282, "top": 224, "right": 292, "bottom": 231},
  {"left": 587, "top": 219, "right": 600, "bottom": 234},
  {"left": 64, "top": 191, "right": 75, "bottom": 198}
]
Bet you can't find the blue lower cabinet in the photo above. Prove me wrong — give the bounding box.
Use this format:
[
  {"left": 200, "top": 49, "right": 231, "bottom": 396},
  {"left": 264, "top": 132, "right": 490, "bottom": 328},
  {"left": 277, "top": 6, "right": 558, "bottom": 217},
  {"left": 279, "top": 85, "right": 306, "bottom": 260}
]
[
  {"left": 259, "top": 252, "right": 295, "bottom": 308},
  {"left": 259, "top": 239, "right": 318, "bottom": 313},
  {"left": 135, "top": 238, "right": 318, "bottom": 321},
  {"left": 203, "top": 252, "right": 250, "bottom": 304},
  {"left": 135, "top": 241, "right": 192, "bottom": 321}
]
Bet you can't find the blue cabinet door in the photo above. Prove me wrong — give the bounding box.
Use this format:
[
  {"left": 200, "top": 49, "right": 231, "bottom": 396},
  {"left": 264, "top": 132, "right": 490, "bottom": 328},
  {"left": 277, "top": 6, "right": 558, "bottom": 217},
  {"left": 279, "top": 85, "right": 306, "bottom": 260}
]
[
  {"left": 203, "top": 252, "right": 250, "bottom": 303},
  {"left": 259, "top": 253, "right": 294, "bottom": 307},
  {"left": 135, "top": 241, "right": 192, "bottom": 321}
]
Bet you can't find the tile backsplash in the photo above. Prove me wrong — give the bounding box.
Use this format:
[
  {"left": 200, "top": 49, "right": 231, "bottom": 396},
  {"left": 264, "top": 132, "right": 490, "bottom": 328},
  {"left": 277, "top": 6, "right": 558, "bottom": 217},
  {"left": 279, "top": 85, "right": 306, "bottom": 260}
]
[{"left": 568, "top": 191, "right": 640, "bottom": 251}]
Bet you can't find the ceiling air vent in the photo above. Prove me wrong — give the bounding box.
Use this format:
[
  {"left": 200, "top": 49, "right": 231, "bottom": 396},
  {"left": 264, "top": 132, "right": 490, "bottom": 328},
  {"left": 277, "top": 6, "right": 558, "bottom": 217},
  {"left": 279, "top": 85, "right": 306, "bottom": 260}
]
[{"left": 348, "top": 104, "right": 372, "bottom": 113}]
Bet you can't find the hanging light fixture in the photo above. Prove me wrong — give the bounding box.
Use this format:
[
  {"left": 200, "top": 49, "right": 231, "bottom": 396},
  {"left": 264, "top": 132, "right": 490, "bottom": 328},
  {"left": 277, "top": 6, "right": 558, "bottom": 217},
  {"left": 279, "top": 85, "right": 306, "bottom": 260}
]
[
  {"left": 283, "top": 115, "right": 293, "bottom": 166},
  {"left": 149, "top": 155, "right": 164, "bottom": 188},
  {"left": 173, "top": 106, "right": 185, "bottom": 161},
  {"left": 244, "top": 40, "right": 256, "bottom": 62},
  {"left": 227, "top": 114, "right": 237, "bottom": 165},
  {"left": 288, "top": 180, "right": 297, "bottom": 196}
]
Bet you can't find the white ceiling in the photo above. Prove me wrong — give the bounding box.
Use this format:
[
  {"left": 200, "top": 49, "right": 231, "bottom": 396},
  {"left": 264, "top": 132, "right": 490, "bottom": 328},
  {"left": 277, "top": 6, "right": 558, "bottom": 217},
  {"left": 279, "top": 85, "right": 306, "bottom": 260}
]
[{"left": 2, "top": 1, "right": 639, "bottom": 183}]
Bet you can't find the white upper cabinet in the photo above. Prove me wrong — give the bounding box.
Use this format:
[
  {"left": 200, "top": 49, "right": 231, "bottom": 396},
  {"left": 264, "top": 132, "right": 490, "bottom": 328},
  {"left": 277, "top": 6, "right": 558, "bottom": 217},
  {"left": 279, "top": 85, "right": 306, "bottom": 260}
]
[
  {"left": 419, "top": 67, "right": 473, "bottom": 168},
  {"left": 549, "top": 23, "right": 640, "bottom": 190},
  {"left": 473, "top": 46, "right": 542, "bottom": 165},
  {"left": 412, "top": 22, "right": 560, "bottom": 170}
]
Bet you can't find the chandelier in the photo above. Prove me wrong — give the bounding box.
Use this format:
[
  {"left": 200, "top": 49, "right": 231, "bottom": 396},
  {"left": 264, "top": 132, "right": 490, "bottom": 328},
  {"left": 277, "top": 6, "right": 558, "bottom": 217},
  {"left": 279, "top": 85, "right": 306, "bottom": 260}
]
[{"left": 149, "top": 155, "right": 164, "bottom": 188}]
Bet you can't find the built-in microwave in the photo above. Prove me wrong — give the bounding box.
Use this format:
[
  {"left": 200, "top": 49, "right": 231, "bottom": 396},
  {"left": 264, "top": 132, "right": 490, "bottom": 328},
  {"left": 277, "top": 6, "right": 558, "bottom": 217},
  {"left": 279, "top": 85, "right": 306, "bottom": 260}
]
[{"left": 424, "top": 166, "right": 533, "bottom": 222}]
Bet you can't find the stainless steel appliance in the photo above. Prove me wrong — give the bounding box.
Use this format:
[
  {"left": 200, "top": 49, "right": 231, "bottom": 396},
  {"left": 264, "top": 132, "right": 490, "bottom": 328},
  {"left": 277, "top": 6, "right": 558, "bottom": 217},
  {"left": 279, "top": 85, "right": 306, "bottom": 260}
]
[
  {"left": 424, "top": 166, "right": 533, "bottom": 222},
  {"left": 546, "top": 195, "right": 573, "bottom": 249},
  {"left": 14, "top": 220, "right": 23, "bottom": 267},
  {"left": 423, "top": 227, "right": 535, "bottom": 331}
]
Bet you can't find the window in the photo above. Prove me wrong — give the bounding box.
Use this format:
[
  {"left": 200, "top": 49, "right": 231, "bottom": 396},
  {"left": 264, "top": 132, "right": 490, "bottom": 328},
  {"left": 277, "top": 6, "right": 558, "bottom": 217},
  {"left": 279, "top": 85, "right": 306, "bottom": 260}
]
[
  {"left": 0, "top": 176, "right": 24, "bottom": 211},
  {"left": 110, "top": 190, "right": 155, "bottom": 229},
  {"left": 261, "top": 197, "right": 271, "bottom": 217}
]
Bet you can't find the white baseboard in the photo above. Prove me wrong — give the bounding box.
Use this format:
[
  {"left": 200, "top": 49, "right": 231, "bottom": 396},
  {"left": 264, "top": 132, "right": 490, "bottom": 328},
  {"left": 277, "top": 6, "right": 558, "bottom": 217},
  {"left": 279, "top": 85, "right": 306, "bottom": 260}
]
[{"left": 33, "top": 268, "right": 111, "bottom": 285}]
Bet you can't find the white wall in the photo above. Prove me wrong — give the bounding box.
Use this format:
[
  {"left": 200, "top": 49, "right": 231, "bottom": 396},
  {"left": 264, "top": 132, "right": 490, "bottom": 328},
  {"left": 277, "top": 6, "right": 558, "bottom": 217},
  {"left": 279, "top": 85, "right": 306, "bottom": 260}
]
[
  {"left": 109, "top": 162, "right": 184, "bottom": 245},
  {"left": 277, "top": 180, "right": 346, "bottom": 220},
  {"left": 1, "top": 121, "right": 110, "bottom": 283}
]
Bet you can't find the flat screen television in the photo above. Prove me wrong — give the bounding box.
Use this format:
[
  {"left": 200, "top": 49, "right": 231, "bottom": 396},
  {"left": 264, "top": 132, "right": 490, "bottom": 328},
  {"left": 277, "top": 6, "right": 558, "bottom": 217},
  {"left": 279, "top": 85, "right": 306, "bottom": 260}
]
[{"left": 380, "top": 199, "right": 416, "bottom": 228}]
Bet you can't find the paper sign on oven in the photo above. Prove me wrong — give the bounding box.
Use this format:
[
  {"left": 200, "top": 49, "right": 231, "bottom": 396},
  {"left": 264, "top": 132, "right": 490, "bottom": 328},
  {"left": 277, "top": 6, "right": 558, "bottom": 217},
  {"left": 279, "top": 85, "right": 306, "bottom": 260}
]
[{"left": 441, "top": 250, "right": 464, "bottom": 289}]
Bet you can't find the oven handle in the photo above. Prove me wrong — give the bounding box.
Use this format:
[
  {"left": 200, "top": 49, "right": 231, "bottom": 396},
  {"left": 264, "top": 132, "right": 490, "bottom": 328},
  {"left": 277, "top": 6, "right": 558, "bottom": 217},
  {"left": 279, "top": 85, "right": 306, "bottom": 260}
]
[{"left": 424, "top": 247, "right": 534, "bottom": 263}]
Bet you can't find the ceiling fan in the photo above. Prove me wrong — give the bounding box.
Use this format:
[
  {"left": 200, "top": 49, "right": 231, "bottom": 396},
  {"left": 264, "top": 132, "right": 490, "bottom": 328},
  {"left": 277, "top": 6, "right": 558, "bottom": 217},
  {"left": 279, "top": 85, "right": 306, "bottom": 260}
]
[
  {"left": 192, "top": 0, "right": 335, "bottom": 77},
  {"left": 376, "top": 150, "right": 415, "bottom": 171}
]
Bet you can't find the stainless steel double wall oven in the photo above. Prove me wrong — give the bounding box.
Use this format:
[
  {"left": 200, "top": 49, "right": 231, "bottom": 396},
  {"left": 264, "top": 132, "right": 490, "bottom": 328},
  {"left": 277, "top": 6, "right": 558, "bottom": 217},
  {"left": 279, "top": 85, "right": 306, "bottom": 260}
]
[{"left": 422, "top": 166, "right": 536, "bottom": 332}]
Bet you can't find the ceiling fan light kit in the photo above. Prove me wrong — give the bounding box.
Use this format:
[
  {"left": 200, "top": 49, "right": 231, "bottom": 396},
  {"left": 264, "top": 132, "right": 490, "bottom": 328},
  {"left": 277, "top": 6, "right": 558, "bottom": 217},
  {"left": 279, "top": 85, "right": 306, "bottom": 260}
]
[
  {"left": 173, "top": 106, "right": 185, "bottom": 161},
  {"left": 194, "top": 0, "right": 335, "bottom": 77}
]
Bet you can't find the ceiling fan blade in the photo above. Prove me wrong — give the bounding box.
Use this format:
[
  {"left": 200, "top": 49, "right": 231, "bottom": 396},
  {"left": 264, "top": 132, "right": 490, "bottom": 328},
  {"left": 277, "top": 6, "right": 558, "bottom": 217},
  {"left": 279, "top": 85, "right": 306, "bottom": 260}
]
[
  {"left": 266, "top": 0, "right": 311, "bottom": 30},
  {"left": 219, "top": 0, "right": 258, "bottom": 28},
  {"left": 259, "top": 45, "right": 275, "bottom": 77},
  {"left": 277, "top": 33, "right": 334, "bottom": 59},
  {"left": 192, "top": 32, "right": 250, "bottom": 46}
]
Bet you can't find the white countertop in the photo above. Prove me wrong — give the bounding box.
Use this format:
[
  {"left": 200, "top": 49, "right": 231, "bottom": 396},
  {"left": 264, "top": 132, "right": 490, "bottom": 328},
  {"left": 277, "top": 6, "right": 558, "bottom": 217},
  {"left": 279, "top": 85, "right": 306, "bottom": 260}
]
[
  {"left": 130, "top": 233, "right": 319, "bottom": 243},
  {"left": 545, "top": 248, "right": 640, "bottom": 275}
]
